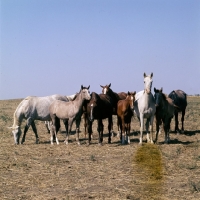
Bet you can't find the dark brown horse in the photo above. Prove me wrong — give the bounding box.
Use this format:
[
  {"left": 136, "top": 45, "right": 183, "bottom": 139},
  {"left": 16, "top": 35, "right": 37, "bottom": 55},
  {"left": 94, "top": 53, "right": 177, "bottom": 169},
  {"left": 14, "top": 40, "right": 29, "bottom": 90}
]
[
  {"left": 117, "top": 91, "right": 136, "bottom": 144},
  {"left": 83, "top": 92, "right": 113, "bottom": 145},
  {"left": 168, "top": 90, "right": 187, "bottom": 133},
  {"left": 154, "top": 87, "right": 176, "bottom": 144},
  {"left": 100, "top": 83, "right": 127, "bottom": 136}
]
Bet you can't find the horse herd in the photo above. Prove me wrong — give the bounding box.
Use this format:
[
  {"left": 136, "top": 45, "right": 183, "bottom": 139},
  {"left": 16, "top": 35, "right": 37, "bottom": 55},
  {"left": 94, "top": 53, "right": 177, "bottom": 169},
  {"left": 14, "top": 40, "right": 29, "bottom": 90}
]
[{"left": 8, "top": 72, "right": 187, "bottom": 146}]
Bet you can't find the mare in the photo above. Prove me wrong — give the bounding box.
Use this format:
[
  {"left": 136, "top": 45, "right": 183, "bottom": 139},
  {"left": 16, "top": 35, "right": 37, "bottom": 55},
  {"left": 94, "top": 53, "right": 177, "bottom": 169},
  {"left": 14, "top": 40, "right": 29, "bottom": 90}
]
[
  {"left": 117, "top": 91, "right": 136, "bottom": 144},
  {"left": 49, "top": 85, "right": 91, "bottom": 145},
  {"left": 154, "top": 87, "right": 177, "bottom": 144},
  {"left": 8, "top": 94, "right": 69, "bottom": 144},
  {"left": 134, "top": 73, "right": 156, "bottom": 144},
  {"left": 84, "top": 92, "right": 113, "bottom": 145},
  {"left": 100, "top": 84, "right": 127, "bottom": 136},
  {"left": 168, "top": 90, "right": 187, "bottom": 133}
]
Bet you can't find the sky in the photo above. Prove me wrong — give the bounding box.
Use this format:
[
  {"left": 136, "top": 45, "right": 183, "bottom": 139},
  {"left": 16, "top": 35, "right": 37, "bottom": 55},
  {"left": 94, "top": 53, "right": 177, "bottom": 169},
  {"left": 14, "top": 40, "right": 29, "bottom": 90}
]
[{"left": 0, "top": 0, "right": 200, "bottom": 100}]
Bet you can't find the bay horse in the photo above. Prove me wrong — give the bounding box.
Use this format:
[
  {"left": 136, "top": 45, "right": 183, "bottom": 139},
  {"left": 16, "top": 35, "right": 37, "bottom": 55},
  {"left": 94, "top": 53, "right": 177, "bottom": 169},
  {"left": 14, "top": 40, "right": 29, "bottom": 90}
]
[
  {"left": 168, "top": 90, "right": 187, "bottom": 133},
  {"left": 134, "top": 73, "right": 156, "bottom": 144},
  {"left": 8, "top": 94, "right": 69, "bottom": 144},
  {"left": 117, "top": 91, "right": 136, "bottom": 144},
  {"left": 100, "top": 83, "right": 127, "bottom": 136},
  {"left": 84, "top": 92, "right": 113, "bottom": 145},
  {"left": 49, "top": 85, "right": 91, "bottom": 145},
  {"left": 154, "top": 87, "right": 177, "bottom": 144}
]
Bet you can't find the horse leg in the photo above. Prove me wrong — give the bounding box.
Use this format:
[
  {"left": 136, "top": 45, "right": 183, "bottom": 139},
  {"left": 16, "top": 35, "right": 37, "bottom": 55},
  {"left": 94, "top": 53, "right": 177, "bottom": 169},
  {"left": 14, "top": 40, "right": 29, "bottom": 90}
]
[
  {"left": 181, "top": 109, "right": 185, "bottom": 133},
  {"left": 87, "top": 119, "right": 93, "bottom": 145},
  {"left": 75, "top": 118, "right": 81, "bottom": 145},
  {"left": 146, "top": 118, "right": 150, "bottom": 143},
  {"left": 121, "top": 117, "right": 126, "bottom": 145},
  {"left": 97, "top": 119, "right": 103, "bottom": 145},
  {"left": 149, "top": 116, "right": 154, "bottom": 143},
  {"left": 31, "top": 121, "right": 40, "bottom": 144},
  {"left": 108, "top": 116, "right": 112, "bottom": 144},
  {"left": 21, "top": 117, "right": 34, "bottom": 144},
  {"left": 139, "top": 114, "right": 144, "bottom": 144},
  {"left": 54, "top": 118, "right": 60, "bottom": 145},
  {"left": 126, "top": 121, "right": 131, "bottom": 144},
  {"left": 174, "top": 111, "right": 179, "bottom": 133},
  {"left": 155, "top": 117, "right": 161, "bottom": 144},
  {"left": 63, "top": 120, "right": 69, "bottom": 144},
  {"left": 45, "top": 121, "right": 50, "bottom": 133}
]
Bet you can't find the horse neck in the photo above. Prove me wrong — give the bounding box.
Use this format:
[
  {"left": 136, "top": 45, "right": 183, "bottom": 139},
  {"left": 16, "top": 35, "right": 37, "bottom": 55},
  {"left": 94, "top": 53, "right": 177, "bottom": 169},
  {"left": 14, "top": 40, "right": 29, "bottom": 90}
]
[
  {"left": 143, "top": 91, "right": 154, "bottom": 106},
  {"left": 73, "top": 92, "right": 85, "bottom": 108},
  {"left": 13, "top": 109, "right": 23, "bottom": 127}
]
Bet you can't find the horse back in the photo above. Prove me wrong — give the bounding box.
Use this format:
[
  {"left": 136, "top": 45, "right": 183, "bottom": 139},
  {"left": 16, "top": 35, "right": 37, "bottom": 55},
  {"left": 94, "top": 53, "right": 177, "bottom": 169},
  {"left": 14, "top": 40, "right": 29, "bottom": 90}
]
[{"left": 168, "top": 90, "right": 187, "bottom": 111}]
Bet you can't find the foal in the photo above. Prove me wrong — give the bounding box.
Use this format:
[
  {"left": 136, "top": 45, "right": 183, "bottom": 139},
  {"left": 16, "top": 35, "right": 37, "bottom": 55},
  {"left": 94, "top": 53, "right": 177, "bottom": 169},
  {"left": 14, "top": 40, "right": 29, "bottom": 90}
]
[
  {"left": 117, "top": 91, "right": 136, "bottom": 144},
  {"left": 49, "top": 85, "right": 91, "bottom": 145}
]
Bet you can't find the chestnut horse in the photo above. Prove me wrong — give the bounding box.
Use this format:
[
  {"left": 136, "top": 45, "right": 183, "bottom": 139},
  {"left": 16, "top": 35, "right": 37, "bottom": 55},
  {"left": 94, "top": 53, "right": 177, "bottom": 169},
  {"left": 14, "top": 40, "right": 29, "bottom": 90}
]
[
  {"left": 117, "top": 91, "right": 136, "bottom": 144},
  {"left": 154, "top": 87, "right": 177, "bottom": 144},
  {"left": 168, "top": 90, "right": 187, "bottom": 133},
  {"left": 83, "top": 92, "right": 113, "bottom": 145}
]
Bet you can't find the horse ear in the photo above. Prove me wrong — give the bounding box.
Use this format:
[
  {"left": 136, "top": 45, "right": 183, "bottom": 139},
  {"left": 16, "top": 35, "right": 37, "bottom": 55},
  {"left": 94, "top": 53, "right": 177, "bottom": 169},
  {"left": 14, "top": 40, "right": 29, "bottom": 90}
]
[
  {"left": 150, "top": 72, "right": 153, "bottom": 78},
  {"left": 133, "top": 91, "right": 136, "bottom": 95},
  {"left": 160, "top": 87, "right": 163, "bottom": 92},
  {"left": 81, "top": 85, "right": 83, "bottom": 90},
  {"left": 144, "top": 73, "right": 147, "bottom": 77},
  {"left": 87, "top": 85, "right": 90, "bottom": 90},
  {"left": 108, "top": 83, "right": 111, "bottom": 87},
  {"left": 100, "top": 85, "right": 103, "bottom": 88},
  {"left": 128, "top": 91, "right": 130, "bottom": 95}
]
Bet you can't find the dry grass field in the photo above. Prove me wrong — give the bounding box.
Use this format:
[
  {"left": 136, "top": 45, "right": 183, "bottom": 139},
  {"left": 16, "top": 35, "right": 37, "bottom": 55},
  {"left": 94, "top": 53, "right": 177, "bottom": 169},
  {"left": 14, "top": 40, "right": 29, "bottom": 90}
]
[{"left": 0, "top": 96, "right": 200, "bottom": 200}]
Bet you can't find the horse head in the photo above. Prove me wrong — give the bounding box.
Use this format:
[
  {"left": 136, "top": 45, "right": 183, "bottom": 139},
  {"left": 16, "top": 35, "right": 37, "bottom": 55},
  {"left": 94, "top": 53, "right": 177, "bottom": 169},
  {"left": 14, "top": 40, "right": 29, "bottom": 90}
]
[
  {"left": 127, "top": 91, "right": 136, "bottom": 110},
  {"left": 154, "top": 87, "right": 163, "bottom": 107},
  {"left": 80, "top": 85, "right": 91, "bottom": 101},
  {"left": 144, "top": 72, "right": 153, "bottom": 94},
  {"left": 8, "top": 125, "right": 21, "bottom": 144},
  {"left": 100, "top": 83, "right": 111, "bottom": 95}
]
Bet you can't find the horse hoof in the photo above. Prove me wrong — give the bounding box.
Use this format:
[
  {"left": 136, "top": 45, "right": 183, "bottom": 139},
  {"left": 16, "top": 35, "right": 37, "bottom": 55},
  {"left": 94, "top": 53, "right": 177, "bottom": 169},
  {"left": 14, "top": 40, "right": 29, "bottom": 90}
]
[{"left": 98, "top": 143, "right": 103, "bottom": 146}]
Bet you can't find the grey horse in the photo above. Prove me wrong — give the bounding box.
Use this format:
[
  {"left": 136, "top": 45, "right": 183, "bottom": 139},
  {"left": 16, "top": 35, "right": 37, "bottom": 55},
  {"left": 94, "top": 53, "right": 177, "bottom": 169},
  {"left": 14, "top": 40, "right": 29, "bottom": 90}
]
[
  {"left": 134, "top": 73, "right": 156, "bottom": 144},
  {"left": 9, "top": 94, "right": 69, "bottom": 144},
  {"left": 49, "top": 85, "right": 91, "bottom": 145}
]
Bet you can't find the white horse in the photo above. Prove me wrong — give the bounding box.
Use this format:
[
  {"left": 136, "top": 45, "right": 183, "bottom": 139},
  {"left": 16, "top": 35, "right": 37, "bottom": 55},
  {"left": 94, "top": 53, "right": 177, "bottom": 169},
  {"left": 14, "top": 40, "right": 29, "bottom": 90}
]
[{"left": 134, "top": 73, "right": 156, "bottom": 144}]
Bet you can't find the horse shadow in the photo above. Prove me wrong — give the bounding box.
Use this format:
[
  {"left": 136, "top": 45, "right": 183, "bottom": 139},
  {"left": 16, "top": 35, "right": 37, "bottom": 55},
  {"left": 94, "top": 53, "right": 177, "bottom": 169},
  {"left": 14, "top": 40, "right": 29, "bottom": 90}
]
[{"left": 169, "top": 130, "right": 200, "bottom": 136}]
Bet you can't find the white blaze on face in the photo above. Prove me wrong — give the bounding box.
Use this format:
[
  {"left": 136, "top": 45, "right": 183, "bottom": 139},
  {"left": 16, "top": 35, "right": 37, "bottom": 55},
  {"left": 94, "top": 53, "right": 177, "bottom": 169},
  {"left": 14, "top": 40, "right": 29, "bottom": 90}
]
[{"left": 103, "top": 88, "right": 107, "bottom": 94}]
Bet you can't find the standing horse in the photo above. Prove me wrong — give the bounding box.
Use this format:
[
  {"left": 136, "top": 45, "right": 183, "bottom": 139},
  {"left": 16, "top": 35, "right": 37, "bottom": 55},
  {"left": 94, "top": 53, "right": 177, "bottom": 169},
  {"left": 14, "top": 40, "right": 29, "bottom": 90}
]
[
  {"left": 134, "top": 73, "right": 156, "bottom": 144},
  {"left": 49, "top": 85, "right": 91, "bottom": 145},
  {"left": 84, "top": 92, "right": 113, "bottom": 145},
  {"left": 44, "top": 93, "right": 78, "bottom": 133},
  {"left": 117, "top": 91, "right": 136, "bottom": 144},
  {"left": 168, "top": 90, "right": 187, "bottom": 133},
  {"left": 8, "top": 94, "right": 69, "bottom": 144},
  {"left": 100, "top": 84, "right": 127, "bottom": 136},
  {"left": 154, "top": 87, "right": 177, "bottom": 144}
]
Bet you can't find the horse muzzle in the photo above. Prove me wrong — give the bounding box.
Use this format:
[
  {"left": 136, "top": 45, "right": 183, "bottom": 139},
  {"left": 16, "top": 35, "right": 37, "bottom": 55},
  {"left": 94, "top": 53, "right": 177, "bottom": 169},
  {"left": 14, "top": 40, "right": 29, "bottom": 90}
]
[{"left": 145, "top": 89, "right": 151, "bottom": 94}]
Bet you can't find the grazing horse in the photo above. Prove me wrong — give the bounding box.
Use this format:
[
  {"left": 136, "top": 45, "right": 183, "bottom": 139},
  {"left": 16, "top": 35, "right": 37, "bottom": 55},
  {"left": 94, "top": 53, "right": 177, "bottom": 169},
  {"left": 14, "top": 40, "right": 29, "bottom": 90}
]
[
  {"left": 154, "top": 87, "right": 177, "bottom": 144},
  {"left": 168, "top": 90, "right": 187, "bottom": 133},
  {"left": 84, "top": 92, "right": 113, "bottom": 145},
  {"left": 117, "top": 91, "right": 136, "bottom": 144},
  {"left": 8, "top": 94, "right": 69, "bottom": 144},
  {"left": 49, "top": 85, "right": 91, "bottom": 145},
  {"left": 134, "top": 73, "right": 156, "bottom": 144}
]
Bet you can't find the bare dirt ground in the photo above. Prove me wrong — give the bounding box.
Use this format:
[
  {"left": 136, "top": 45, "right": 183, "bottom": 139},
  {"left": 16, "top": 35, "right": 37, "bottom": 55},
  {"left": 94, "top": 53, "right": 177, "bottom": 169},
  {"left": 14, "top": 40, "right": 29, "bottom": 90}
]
[{"left": 0, "top": 96, "right": 200, "bottom": 200}]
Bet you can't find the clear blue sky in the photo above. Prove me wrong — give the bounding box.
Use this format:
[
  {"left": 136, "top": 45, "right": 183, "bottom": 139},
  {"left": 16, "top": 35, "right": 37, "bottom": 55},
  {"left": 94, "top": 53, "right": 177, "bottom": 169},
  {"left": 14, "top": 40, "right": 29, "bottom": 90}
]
[{"left": 1, "top": 0, "right": 200, "bottom": 100}]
